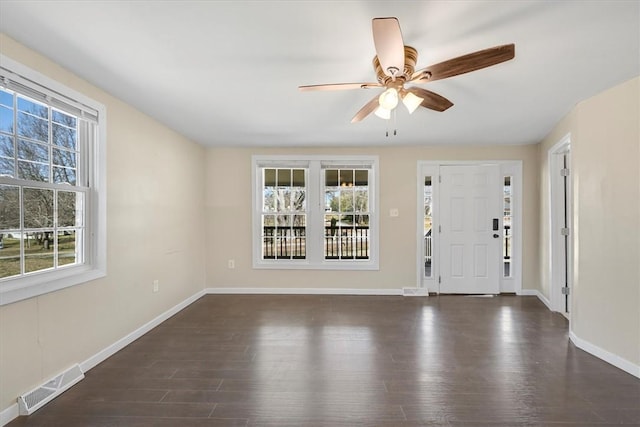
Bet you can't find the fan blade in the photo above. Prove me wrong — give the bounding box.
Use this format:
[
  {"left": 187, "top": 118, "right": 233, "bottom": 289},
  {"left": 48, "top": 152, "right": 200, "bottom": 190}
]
[
  {"left": 411, "top": 44, "right": 515, "bottom": 83},
  {"left": 298, "top": 82, "right": 381, "bottom": 92},
  {"left": 372, "top": 17, "right": 405, "bottom": 77},
  {"left": 407, "top": 87, "right": 453, "bottom": 112},
  {"left": 351, "top": 95, "right": 381, "bottom": 123}
]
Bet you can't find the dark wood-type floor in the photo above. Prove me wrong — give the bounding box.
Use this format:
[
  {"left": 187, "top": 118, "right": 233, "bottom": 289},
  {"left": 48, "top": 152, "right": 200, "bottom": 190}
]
[{"left": 9, "top": 294, "right": 640, "bottom": 426}]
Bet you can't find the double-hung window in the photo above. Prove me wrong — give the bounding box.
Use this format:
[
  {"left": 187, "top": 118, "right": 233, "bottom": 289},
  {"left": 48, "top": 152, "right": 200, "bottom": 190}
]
[
  {"left": 253, "top": 155, "right": 378, "bottom": 270},
  {"left": 0, "top": 56, "right": 106, "bottom": 305}
]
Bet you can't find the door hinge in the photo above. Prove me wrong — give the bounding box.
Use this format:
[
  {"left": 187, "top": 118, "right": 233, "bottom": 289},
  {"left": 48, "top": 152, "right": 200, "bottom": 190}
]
[
  {"left": 560, "top": 168, "right": 570, "bottom": 177},
  {"left": 561, "top": 286, "right": 570, "bottom": 295},
  {"left": 438, "top": 175, "right": 441, "bottom": 183},
  {"left": 438, "top": 276, "right": 441, "bottom": 284},
  {"left": 561, "top": 227, "right": 570, "bottom": 236},
  {"left": 438, "top": 225, "right": 441, "bottom": 233}
]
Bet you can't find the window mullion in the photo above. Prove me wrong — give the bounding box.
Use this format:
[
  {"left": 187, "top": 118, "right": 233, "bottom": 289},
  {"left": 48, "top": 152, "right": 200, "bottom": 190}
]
[{"left": 306, "top": 161, "right": 321, "bottom": 263}]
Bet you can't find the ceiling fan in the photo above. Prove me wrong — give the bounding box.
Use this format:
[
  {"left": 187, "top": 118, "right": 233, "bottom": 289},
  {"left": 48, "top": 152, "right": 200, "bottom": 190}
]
[{"left": 299, "top": 17, "right": 515, "bottom": 123}]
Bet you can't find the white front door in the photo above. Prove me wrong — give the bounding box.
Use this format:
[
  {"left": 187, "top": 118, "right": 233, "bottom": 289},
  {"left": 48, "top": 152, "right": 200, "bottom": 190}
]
[{"left": 439, "top": 165, "right": 501, "bottom": 294}]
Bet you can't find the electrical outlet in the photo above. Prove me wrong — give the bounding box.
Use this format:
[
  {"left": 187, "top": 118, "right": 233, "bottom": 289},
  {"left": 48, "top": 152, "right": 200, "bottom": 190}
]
[
  {"left": 153, "top": 280, "right": 159, "bottom": 293},
  {"left": 228, "top": 259, "right": 235, "bottom": 269},
  {"left": 390, "top": 208, "right": 399, "bottom": 217}
]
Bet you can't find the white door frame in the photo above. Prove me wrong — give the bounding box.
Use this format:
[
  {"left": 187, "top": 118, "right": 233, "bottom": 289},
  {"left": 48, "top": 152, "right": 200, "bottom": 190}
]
[
  {"left": 416, "top": 160, "right": 523, "bottom": 294},
  {"left": 548, "top": 134, "right": 572, "bottom": 315}
]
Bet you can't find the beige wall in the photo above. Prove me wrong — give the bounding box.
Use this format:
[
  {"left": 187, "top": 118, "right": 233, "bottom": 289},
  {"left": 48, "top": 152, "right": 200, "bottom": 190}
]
[
  {"left": 205, "top": 145, "right": 540, "bottom": 292},
  {"left": 0, "top": 35, "right": 207, "bottom": 412},
  {"left": 539, "top": 76, "right": 640, "bottom": 366}
]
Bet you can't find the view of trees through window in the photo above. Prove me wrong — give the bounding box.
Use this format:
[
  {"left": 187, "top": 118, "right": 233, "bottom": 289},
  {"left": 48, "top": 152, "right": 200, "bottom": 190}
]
[
  {"left": 324, "top": 168, "right": 369, "bottom": 260},
  {"left": 261, "top": 168, "right": 306, "bottom": 259},
  {"left": 0, "top": 88, "right": 83, "bottom": 280}
]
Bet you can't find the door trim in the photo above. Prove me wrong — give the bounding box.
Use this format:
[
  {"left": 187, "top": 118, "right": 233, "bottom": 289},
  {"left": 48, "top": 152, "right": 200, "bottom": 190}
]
[
  {"left": 548, "top": 133, "right": 572, "bottom": 315},
  {"left": 416, "top": 160, "right": 523, "bottom": 294}
]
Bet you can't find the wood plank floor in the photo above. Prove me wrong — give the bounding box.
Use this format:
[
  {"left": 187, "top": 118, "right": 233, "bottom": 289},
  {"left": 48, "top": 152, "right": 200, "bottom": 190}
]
[{"left": 9, "top": 294, "right": 640, "bottom": 426}]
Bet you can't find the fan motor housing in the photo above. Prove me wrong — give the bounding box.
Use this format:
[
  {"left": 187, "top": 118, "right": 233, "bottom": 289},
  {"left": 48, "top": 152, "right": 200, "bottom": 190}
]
[{"left": 373, "top": 45, "right": 418, "bottom": 84}]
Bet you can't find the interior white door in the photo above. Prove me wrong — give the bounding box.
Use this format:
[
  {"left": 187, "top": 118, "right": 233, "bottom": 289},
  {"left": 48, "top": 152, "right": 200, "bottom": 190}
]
[{"left": 439, "top": 165, "right": 501, "bottom": 294}]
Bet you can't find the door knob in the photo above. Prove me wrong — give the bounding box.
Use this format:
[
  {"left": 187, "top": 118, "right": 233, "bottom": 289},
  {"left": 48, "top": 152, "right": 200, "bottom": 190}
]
[{"left": 493, "top": 234, "right": 500, "bottom": 238}]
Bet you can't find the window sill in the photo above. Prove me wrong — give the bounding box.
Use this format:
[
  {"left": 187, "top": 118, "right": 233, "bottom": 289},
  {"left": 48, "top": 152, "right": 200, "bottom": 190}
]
[
  {"left": 253, "top": 260, "right": 379, "bottom": 271},
  {"left": 0, "top": 266, "right": 106, "bottom": 306}
]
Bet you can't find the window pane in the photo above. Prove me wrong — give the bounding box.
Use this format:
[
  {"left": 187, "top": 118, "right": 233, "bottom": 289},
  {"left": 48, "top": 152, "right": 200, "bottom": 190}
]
[
  {"left": 504, "top": 176, "right": 512, "bottom": 278},
  {"left": 23, "top": 187, "right": 54, "bottom": 228},
  {"left": 17, "top": 112, "right": 49, "bottom": 143},
  {"left": 53, "top": 166, "right": 76, "bottom": 185},
  {"left": 277, "top": 169, "right": 291, "bottom": 186},
  {"left": 355, "top": 170, "right": 368, "bottom": 186},
  {"left": 0, "top": 105, "right": 13, "bottom": 133},
  {"left": 24, "top": 231, "right": 54, "bottom": 273},
  {"left": 354, "top": 189, "right": 368, "bottom": 212},
  {"left": 52, "top": 122, "right": 77, "bottom": 150},
  {"left": 18, "top": 139, "right": 48, "bottom": 163},
  {"left": 325, "top": 190, "right": 338, "bottom": 212},
  {"left": 0, "top": 233, "right": 21, "bottom": 279},
  {"left": 0, "top": 134, "right": 14, "bottom": 157},
  {"left": 339, "top": 169, "right": 354, "bottom": 187},
  {"left": 0, "top": 89, "right": 12, "bottom": 107},
  {"left": 290, "top": 188, "right": 305, "bottom": 212},
  {"left": 0, "top": 157, "right": 14, "bottom": 178},
  {"left": 58, "top": 230, "right": 77, "bottom": 266},
  {"left": 325, "top": 169, "right": 338, "bottom": 187},
  {"left": 292, "top": 214, "right": 306, "bottom": 227},
  {"left": 18, "top": 161, "right": 48, "bottom": 182},
  {"left": 263, "top": 214, "right": 275, "bottom": 227},
  {"left": 17, "top": 97, "right": 47, "bottom": 118},
  {"left": 263, "top": 187, "right": 275, "bottom": 212},
  {"left": 264, "top": 168, "right": 276, "bottom": 187},
  {"left": 276, "top": 188, "right": 291, "bottom": 212},
  {"left": 339, "top": 190, "right": 354, "bottom": 212},
  {"left": 52, "top": 110, "right": 77, "bottom": 128},
  {"left": 53, "top": 147, "right": 76, "bottom": 168},
  {"left": 340, "top": 214, "right": 354, "bottom": 226},
  {"left": 355, "top": 214, "right": 369, "bottom": 226},
  {"left": 292, "top": 169, "right": 305, "bottom": 187},
  {"left": 424, "top": 176, "right": 433, "bottom": 278},
  {"left": 58, "top": 191, "right": 81, "bottom": 227},
  {"left": 276, "top": 214, "right": 291, "bottom": 227},
  {"left": 0, "top": 185, "right": 20, "bottom": 229}
]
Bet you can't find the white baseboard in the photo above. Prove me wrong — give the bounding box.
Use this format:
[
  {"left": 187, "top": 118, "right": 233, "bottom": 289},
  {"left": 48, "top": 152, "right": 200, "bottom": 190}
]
[
  {"left": 569, "top": 331, "right": 640, "bottom": 379},
  {"left": 520, "top": 289, "right": 639, "bottom": 379},
  {"left": 0, "top": 404, "right": 19, "bottom": 427},
  {"left": 81, "top": 289, "right": 206, "bottom": 372},
  {"left": 204, "top": 287, "right": 403, "bottom": 296},
  {"left": 519, "top": 288, "right": 552, "bottom": 310}
]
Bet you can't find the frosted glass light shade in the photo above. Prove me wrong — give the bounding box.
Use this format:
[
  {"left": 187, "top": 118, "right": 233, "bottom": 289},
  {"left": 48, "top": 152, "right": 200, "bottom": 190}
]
[
  {"left": 402, "top": 91, "right": 424, "bottom": 114},
  {"left": 374, "top": 106, "right": 391, "bottom": 119},
  {"left": 378, "top": 88, "right": 399, "bottom": 110}
]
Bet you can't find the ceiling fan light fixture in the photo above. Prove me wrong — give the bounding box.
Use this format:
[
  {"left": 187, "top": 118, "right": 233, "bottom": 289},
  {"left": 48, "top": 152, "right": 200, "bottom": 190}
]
[
  {"left": 374, "top": 105, "right": 391, "bottom": 119},
  {"left": 402, "top": 91, "right": 424, "bottom": 114},
  {"left": 378, "top": 87, "right": 399, "bottom": 110}
]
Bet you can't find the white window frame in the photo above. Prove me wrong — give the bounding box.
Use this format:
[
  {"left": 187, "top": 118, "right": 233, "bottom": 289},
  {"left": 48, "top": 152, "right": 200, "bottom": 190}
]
[
  {"left": 252, "top": 155, "right": 378, "bottom": 270},
  {"left": 0, "top": 55, "right": 106, "bottom": 306}
]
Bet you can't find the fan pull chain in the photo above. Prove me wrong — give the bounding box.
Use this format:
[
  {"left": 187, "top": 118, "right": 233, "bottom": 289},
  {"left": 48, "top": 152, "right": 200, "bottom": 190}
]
[{"left": 386, "top": 108, "right": 397, "bottom": 137}]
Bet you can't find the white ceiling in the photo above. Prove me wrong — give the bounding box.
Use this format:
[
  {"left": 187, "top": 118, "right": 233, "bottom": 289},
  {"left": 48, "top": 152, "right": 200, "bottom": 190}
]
[{"left": 0, "top": 1, "right": 638, "bottom": 148}]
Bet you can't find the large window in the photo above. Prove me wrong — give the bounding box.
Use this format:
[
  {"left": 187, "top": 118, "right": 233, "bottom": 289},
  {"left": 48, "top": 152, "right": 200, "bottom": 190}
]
[
  {"left": 253, "top": 156, "right": 378, "bottom": 269},
  {"left": 0, "top": 56, "right": 106, "bottom": 305}
]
